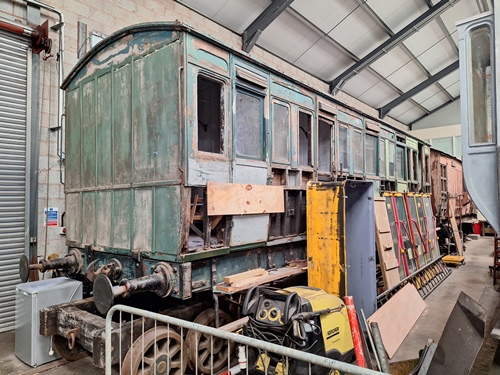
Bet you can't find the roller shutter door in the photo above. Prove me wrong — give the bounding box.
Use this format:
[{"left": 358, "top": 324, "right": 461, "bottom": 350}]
[{"left": 0, "top": 30, "right": 29, "bottom": 332}]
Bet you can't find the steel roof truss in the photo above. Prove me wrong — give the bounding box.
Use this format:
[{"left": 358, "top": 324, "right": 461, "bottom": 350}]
[
  {"left": 330, "top": 0, "right": 460, "bottom": 95},
  {"left": 379, "top": 60, "right": 459, "bottom": 119},
  {"left": 242, "top": 0, "right": 294, "bottom": 53}
]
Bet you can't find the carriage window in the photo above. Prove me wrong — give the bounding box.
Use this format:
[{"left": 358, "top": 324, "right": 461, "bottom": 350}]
[
  {"left": 469, "top": 25, "right": 494, "bottom": 144},
  {"left": 379, "top": 139, "right": 386, "bottom": 177},
  {"left": 412, "top": 150, "right": 418, "bottom": 181},
  {"left": 353, "top": 130, "right": 363, "bottom": 173},
  {"left": 396, "top": 146, "right": 406, "bottom": 180},
  {"left": 197, "top": 76, "right": 223, "bottom": 153},
  {"left": 318, "top": 119, "right": 332, "bottom": 172},
  {"left": 339, "top": 125, "right": 349, "bottom": 172},
  {"left": 366, "top": 135, "right": 377, "bottom": 175},
  {"left": 299, "top": 112, "right": 312, "bottom": 166},
  {"left": 235, "top": 90, "right": 264, "bottom": 159},
  {"left": 388, "top": 142, "right": 395, "bottom": 178},
  {"left": 272, "top": 102, "right": 290, "bottom": 162},
  {"left": 424, "top": 154, "right": 430, "bottom": 185}
]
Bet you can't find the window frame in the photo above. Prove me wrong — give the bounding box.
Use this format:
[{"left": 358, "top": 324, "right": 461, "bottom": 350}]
[
  {"left": 196, "top": 74, "right": 226, "bottom": 155},
  {"left": 234, "top": 86, "right": 266, "bottom": 161},
  {"left": 271, "top": 99, "right": 291, "bottom": 164}
]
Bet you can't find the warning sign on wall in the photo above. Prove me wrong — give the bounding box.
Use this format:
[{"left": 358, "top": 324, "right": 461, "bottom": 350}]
[{"left": 44, "top": 207, "right": 58, "bottom": 227}]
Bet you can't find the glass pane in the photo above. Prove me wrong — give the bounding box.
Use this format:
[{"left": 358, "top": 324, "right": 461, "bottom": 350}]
[
  {"left": 272, "top": 103, "right": 289, "bottom": 162},
  {"left": 388, "top": 142, "right": 395, "bottom": 178},
  {"left": 339, "top": 126, "right": 349, "bottom": 171},
  {"left": 197, "top": 77, "right": 222, "bottom": 153},
  {"left": 379, "top": 139, "right": 386, "bottom": 177},
  {"left": 469, "top": 25, "right": 494, "bottom": 144},
  {"left": 455, "top": 136, "right": 462, "bottom": 157},
  {"left": 366, "top": 135, "right": 377, "bottom": 175},
  {"left": 299, "top": 112, "right": 312, "bottom": 166},
  {"left": 353, "top": 131, "right": 363, "bottom": 173},
  {"left": 396, "top": 146, "right": 405, "bottom": 180},
  {"left": 235, "top": 91, "right": 263, "bottom": 159},
  {"left": 318, "top": 119, "right": 331, "bottom": 171}
]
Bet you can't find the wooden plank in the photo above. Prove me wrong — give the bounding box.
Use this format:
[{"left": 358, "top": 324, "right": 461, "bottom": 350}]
[
  {"left": 374, "top": 197, "right": 401, "bottom": 289},
  {"left": 367, "top": 284, "right": 426, "bottom": 358},
  {"left": 216, "top": 267, "right": 304, "bottom": 293},
  {"left": 207, "top": 182, "right": 284, "bottom": 215},
  {"left": 223, "top": 268, "right": 267, "bottom": 283},
  {"left": 448, "top": 200, "right": 463, "bottom": 256},
  {"left": 219, "top": 317, "right": 249, "bottom": 332}
]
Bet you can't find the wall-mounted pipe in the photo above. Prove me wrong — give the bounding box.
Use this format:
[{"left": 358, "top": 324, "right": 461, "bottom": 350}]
[
  {"left": 0, "top": 17, "right": 51, "bottom": 54},
  {"left": 24, "top": 0, "right": 65, "bottom": 184}
]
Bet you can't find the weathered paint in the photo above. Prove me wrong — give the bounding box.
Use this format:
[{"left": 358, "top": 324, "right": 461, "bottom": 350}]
[
  {"left": 65, "top": 34, "right": 183, "bottom": 259},
  {"left": 337, "top": 110, "right": 363, "bottom": 128},
  {"left": 306, "top": 181, "right": 346, "bottom": 297},
  {"left": 405, "top": 137, "right": 419, "bottom": 150},
  {"left": 185, "top": 61, "right": 231, "bottom": 186},
  {"left": 270, "top": 81, "right": 314, "bottom": 108},
  {"left": 187, "top": 35, "right": 230, "bottom": 75},
  {"left": 430, "top": 149, "right": 475, "bottom": 218},
  {"left": 65, "top": 29, "right": 179, "bottom": 89}
]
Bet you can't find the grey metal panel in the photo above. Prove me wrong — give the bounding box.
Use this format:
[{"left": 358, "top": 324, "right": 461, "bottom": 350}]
[
  {"left": 230, "top": 215, "right": 269, "bottom": 246},
  {"left": 0, "top": 29, "right": 29, "bottom": 333},
  {"left": 345, "top": 181, "right": 377, "bottom": 319},
  {"left": 15, "top": 278, "right": 82, "bottom": 366}
]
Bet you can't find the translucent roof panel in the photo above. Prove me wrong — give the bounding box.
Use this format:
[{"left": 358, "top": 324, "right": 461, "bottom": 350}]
[
  {"left": 416, "top": 90, "right": 450, "bottom": 111},
  {"left": 369, "top": 45, "right": 412, "bottom": 79},
  {"left": 258, "top": 11, "right": 323, "bottom": 63},
  {"left": 385, "top": 59, "right": 429, "bottom": 92},
  {"left": 403, "top": 19, "right": 448, "bottom": 58},
  {"left": 291, "top": 0, "right": 358, "bottom": 34},
  {"left": 178, "top": 0, "right": 270, "bottom": 34},
  {"left": 368, "top": 0, "right": 428, "bottom": 33},
  {"left": 327, "top": 6, "right": 388, "bottom": 58},
  {"left": 358, "top": 81, "right": 402, "bottom": 109}
]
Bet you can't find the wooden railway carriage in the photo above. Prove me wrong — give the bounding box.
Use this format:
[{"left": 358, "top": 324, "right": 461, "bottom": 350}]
[
  {"left": 59, "top": 21, "right": 432, "bottom": 292},
  {"left": 25, "top": 21, "right": 446, "bottom": 369}
]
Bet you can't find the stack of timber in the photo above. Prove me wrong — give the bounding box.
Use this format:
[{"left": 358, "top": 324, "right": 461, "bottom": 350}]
[{"left": 216, "top": 264, "right": 306, "bottom": 293}]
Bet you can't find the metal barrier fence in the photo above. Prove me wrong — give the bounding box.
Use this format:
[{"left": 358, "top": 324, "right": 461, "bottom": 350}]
[{"left": 105, "top": 304, "right": 388, "bottom": 375}]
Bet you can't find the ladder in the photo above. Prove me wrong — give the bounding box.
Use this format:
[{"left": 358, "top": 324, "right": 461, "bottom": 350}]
[{"left": 494, "top": 234, "right": 500, "bottom": 285}]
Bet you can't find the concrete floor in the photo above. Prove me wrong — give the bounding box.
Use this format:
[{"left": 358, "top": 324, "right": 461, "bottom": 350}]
[
  {"left": 392, "top": 235, "right": 497, "bottom": 363},
  {"left": 0, "top": 236, "right": 496, "bottom": 374}
]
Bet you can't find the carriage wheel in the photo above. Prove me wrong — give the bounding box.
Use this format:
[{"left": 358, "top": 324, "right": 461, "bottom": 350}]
[
  {"left": 122, "top": 326, "right": 187, "bottom": 375},
  {"left": 185, "top": 308, "right": 234, "bottom": 374}
]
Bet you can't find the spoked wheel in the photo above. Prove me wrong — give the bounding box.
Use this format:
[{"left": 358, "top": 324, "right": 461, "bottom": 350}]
[
  {"left": 185, "top": 308, "right": 234, "bottom": 374},
  {"left": 122, "top": 326, "right": 187, "bottom": 375},
  {"left": 52, "top": 334, "right": 89, "bottom": 361}
]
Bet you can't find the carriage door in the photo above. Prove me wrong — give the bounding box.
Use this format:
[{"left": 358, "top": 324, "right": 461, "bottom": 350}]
[
  {"left": 458, "top": 14, "right": 499, "bottom": 232},
  {"left": 0, "top": 30, "right": 30, "bottom": 332},
  {"left": 231, "top": 62, "right": 270, "bottom": 246}
]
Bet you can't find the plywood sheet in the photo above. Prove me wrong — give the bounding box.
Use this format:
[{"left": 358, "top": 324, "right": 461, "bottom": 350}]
[
  {"left": 374, "top": 197, "right": 400, "bottom": 289},
  {"left": 448, "top": 200, "right": 463, "bottom": 256},
  {"left": 367, "top": 284, "right": 426, "bottom": 358},
  {"left": 207, "top": 182, "right": 284, "bottom": 215}
]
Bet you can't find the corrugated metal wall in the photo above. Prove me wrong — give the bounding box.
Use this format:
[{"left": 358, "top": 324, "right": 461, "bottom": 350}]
[{"left": 0, "top": 30, "right": 29, "bottom": 332}]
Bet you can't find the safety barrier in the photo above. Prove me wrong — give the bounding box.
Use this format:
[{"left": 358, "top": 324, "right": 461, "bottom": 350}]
[{"left": 105, "top": 304, "right": 389, "bottom": 375}]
